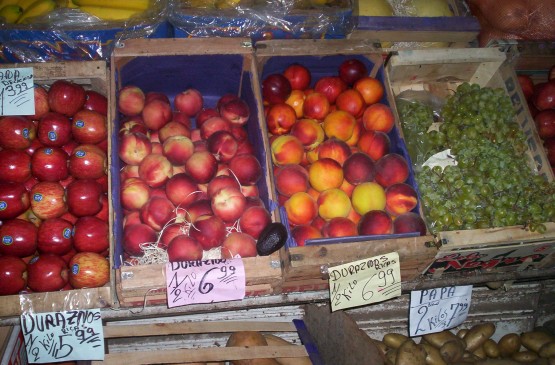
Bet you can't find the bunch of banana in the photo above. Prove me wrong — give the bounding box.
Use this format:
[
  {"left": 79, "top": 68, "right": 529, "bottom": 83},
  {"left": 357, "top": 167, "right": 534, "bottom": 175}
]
[
  {"left": 0, "top": 0, "right": 56, "bottom": 24},
  {"left": 72, "top": 0, "right": 150, "bottom": 21}
]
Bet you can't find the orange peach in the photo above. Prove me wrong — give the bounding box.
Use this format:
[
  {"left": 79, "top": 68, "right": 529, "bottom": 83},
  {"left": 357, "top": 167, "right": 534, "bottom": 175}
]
[
  {"left": 266, "top": 103, "right": 297, "bottom": 135},
  {"left": 335, "top": 89, "right": 365, "bottom": 118},
  {"left": 271, "top": 135, "right": 305, "bottom": 166},
  {"left": 354, "top": 76, "right": 384, "bottom": 105},
  {"left": 375, "top": 153, "right": 409, "bottom": 187},
  {"left": 323, "top": 110, "right": 357, "bottom": 142},
  {"left": 317, "top": 188, "right": 351, "bottom": 220},
  {"left": 311, "top": 215, "right": 326, "bottom": 231},
  {"left": 340, "top": 178, "right": 355, "bottom": 197},
  {"left": 358, "top": 210, "right": 393, "bottom": 235},
  {"left": 307, "top": 187, "right": 320, "bottom": 201},
  {"left": 291, "top": 224, "right": 322, "bottom": 246},
  {"left": 345, "top": 120, "right": 362, "bottom": 147},
  {"left": 322, "top": 217, "right": 357, "bottom": 238},
  {"left": 357, "top": 130, "right": 390, "bottom": 161},
  {"left": 284, "top": 191, "right": 318, "bottom": 226},
  {"left": 351, "top": 181, "right": 386, "bottom": 215},
  {"left": 317, "top": 138, "right": 351, "bottom": 165},
  {"left": 393, "top": 212, "right": 427, "bottom": 235},
  {"left": 362, "top": 103, "right": 394, "bottom": 133},
  {"left": 385, "top": 183, "right": 418, "bottom": 216},
  {"left": 343, "top": 152, "right": 375, "bottom": 185},
  {"left": 275, "top": 164, "right": 309, "bottom": 197},
  {"left": 285, "top": 90, "right": 306, "bottom": 118},
  {"left": 306, "top": 147, "right": 319, "bottom": 164},
  {"left": 303, "top": 92, "right": 330, "bottom": 120},
  {"left": 308, "top": 158, "right": 343, "bottom": 192},
  {"left": 290, "top": 118, "right": 325, "bottom": 151},
  {"left": 347, "top": 207, "right": 361, "bottom": 225}
]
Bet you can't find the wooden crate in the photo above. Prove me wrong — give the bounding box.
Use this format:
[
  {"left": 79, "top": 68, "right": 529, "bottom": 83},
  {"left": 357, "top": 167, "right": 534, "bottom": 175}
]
[
  {"left": 0, "top": 61, "right": 113, "bottom": 318},
  {"left": 110, "top": 38, "right": 284, "bottom": 307},
  {"left": 254, "top": 39, "right": 438, "bottom": 291},
  {"left": 385, "top": 48, "right": 555, "bottom": 279}
]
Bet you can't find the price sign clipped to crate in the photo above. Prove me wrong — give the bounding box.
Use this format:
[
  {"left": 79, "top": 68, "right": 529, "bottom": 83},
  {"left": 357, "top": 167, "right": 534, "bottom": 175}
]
[
  {"left": 409, "top": 285, "right": 472, "bottom": 337},
  {"left": 328, "top": 252, "right": 402, "bottom": 311},
  {"left": 20, "top": 308, "right": 105, "bottom": 363},
  {"left": 165, "top": 258, "right": 246, "bottom": 308},
  {"left": 0, "top": 67, "right": 35, "bottom": 116}
]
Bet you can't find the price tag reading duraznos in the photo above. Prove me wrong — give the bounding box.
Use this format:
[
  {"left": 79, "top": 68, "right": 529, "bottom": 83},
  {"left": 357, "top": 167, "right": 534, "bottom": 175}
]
[{"left": 328, "top": 252, "right": 401, "bottom": 311}]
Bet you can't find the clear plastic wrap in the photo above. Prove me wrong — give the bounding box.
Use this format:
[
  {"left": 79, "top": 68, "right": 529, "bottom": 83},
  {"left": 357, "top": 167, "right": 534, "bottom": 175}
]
[
  {"left": 18, "top": 288, "right": 112, "bottom": 315},
  {"left": 0, "top": 1, "right": 170, "bottom": 62},
  {"left": 168, "top": 0, "right": 354, "bottom": 41}
]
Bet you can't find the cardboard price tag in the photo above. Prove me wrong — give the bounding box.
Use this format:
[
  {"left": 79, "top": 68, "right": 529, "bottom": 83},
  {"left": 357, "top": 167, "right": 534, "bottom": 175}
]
[
  {"left": 0, "top": 68, "right": 35, "bottom": 116},
  {"left": 21, "top": 309, "right": 104, "bottom": 363},
  {"left": 409, "top": 285, "right": 472, "bottom": 336},
  {"left": 329, "top": 252, "right": 401, "bottom": 311},
  {"left": 166, "top": 258, "right": 246, "bottom": 308}
]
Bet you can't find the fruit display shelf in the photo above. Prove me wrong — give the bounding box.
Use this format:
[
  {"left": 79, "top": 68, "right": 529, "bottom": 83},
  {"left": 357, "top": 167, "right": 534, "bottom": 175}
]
[
  {"left": 0, "top": 60, "right": 114, "bottom": 318},
  {"left": 110, "top": 38, "right": 284, "bottom": 307}
]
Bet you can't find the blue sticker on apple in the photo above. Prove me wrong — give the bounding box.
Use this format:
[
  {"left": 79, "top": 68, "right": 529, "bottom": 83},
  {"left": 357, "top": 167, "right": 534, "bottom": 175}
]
[
  {"left": 75, "top": 150, "right": 85, "bottom": 158},
  {"left": 44, "top": 148, "right": 52, "bottom": 155},
  {"left": 33, "top": 193, "right": 43, "bottom": 202},
  {"left": 75, "top": 120, "right": 85, "bottom": 128},
  {"left": 48, "top": 131, "right": 57, "bottom": 141},
  {"left": 63, "top": 228, "right": 71, "bottom": 239},
  {"left": 2, "top": 236, "right": 13, "bottom": 245},
  {"left": 0, "top": 201, "right": 6, "bottom": 210},
  {"left": 72, "top": 264, "right": 79, "bottom": 275}
]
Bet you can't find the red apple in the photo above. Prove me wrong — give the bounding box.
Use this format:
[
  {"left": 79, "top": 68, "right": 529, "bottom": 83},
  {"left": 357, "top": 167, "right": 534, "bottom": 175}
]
[
  {"left": 48, "top": 80, "right": 86, "bottom": 117},
  {"left": 68, "top": 252, "right": 110, "bottom": 289},
  {"left": 142, "top": 99, "right": 173, "bottom": 131},
  {"left": 518, "top": 74, "right": 535, "bottom": 101},
  {"left": 239, "top": 205, "right": 272, "bottom": 239},
  {"left": 338, "top": 58, "right": 368, "bottom": 85},
  {"left": 138, "top": 153, "right": 173, "bottom": 188},
  {"left": 119, "top": 132, "right": 152, "bottom": 166},
  {"left": 189, "top": 214, "right": 227, "bottom": 250},
  {"left": 71, "top": 109, "right": 107, "bottom": 144},
  {"left": 0, "top": 116, "right": 36, "bottom": 149},
  {"left": 167, "top": 235, "right": 203, "bottom": 262},
  {"left": 73, "top": 216, "right": 109, "bottom": 253},
  {"left": 174, "top": 88, "right": 204, "bottom": 117},
  {"left": 118, "top": 85, "right": 145, "bottom": 117},
  {"left": 535, "top": 109, "right": 555, "bottom": 139},
  {"left": 211, "top": 186, "right": 247, "bottom": 223},
  {"left": 31, "top": 147, "right": 69, "bottom": 182},
  {"left": 0, "top": 182, "right": 31, "bottom": 220},
  {"left": 0, "top": 256, "right": 27, "bottom": 295},
  {"left": 0, "top": 218, "right": 38, "bottom": 257},
  {"left": 0, "top": 149, "right": 32, "bottom": 183},
  {"left": 68, "top": 144, "right": 107, "bottom": 180},
  {"left": 123, "top": 223, "right": 157, "bottom": 256},
  {"left": 36, "top": 112, "right": 72, "bottom": 147},
  {"left": 66, "top": 179, "right": 103, "bottom": 217},
  {"left": 534, "top": 79, "right": 555, "bottom": 111},
  {"left": 140, "top": 196, "right": 176, "bottom": 231},
  {"left": 30, "top": 181, "right": 67, "bottom": 220},
  {"left": 83, "top": 90, "right": 108, "bottom": 115},
  {"left": 262, "top": 74, "right": 292, "bottom": 104},
  {"left": 94, "top": 194, "right": 109, "bottom": 222},
  {"left": 61, "top": 140, "right": 78, "bottom": 156},
  {"left": 25, "top": 138, "right": 44, "bottom": 157},
  {"left": 27, "top": 254, "right": 69, "bottom": 292},
  {"left": 221, "top": 232, "right": 257, "bottom": 258},
  {"left": 27, "top": 85, "right": 50, "bottom": 121},
  {"left": 37, "top": 218, "right": 74, "bottom": 255},
  {"left": 283, "top": 63, "right": 311, "bottom": 91}
]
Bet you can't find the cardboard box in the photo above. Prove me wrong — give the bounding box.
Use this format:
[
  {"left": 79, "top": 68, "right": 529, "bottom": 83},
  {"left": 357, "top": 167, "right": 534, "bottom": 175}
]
[
  {"left": 0, "top": 61, "right": 113, "bottom": 318},
  {"left": 110, "top": 38, "right": 284, "bottom": 306}
]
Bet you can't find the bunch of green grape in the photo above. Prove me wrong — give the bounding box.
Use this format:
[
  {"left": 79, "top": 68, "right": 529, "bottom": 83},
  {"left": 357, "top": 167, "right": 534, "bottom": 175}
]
[{"left": 399, "top": 82, "right": 555, "bottom": 234}]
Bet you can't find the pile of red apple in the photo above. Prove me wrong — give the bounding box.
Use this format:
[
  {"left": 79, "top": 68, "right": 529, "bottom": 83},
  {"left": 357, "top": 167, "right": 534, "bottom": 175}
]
[
  {"left": 261, "top": 58, "right": 426, "bottom": 246},
  {"left": 117, "top": 86, "right": 273, "bottom": 263},
  {"left": 518, "top": 69, "right": 555, "bottom": 171},
  {"left": 0, "top": 80, "right": 111, "bottom": 296}
]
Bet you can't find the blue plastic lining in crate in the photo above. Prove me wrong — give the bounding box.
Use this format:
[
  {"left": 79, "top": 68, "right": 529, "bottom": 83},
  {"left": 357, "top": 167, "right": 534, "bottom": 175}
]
[
  {"left": 0, "top": 22, "right": 173, "bottom": 63},
  {"left": 261, "top": 53, "right": 422, "bottom": 248},
  {"left": 111, "top": 53, "right": 275, "bottom": 269}
]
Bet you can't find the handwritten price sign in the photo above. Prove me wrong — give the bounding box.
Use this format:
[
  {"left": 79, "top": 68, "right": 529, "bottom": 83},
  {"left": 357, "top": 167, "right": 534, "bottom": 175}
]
[
  {"left": 166, "top": 258, "right": 246, "bottom": 308},
  {"left": 21, "top": 309, "right": 104, "bottom": 363},
  {"left": 0, "top": 68, "right": 35, "bottom": 116},
  {"left": 409, "top": 285, "right": 472, "bottom": 336},
  {"left": 329, "top": 252, "right": 402, "bottom": 311}
]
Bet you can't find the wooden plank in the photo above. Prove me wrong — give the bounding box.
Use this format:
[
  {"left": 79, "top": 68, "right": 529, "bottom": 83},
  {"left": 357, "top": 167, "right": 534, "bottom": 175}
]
[
  {"left": 103, "top": 321, "right": 296, "bottom": 338},
  {"left": 350, "top": 29, "right": 477, "bottom": 44},
  {"left": 92, "top": 345, "right": 308, "bottom": 365}
]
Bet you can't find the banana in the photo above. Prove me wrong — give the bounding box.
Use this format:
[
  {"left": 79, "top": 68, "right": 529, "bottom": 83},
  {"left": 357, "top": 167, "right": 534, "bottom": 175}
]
[
  {"left": 73, "top": 0, "right": 149, "bottom": 10},
  {"left": 79, "top": 5, "right": 140, "bottom": 20},
  {"left": 17, "top": 0, "right": 40, "bottom": 10},
  {"left": 16, "top": 0, "right": 55, "bottom": 23},
  {"left": 0, "top": 4, "right": 23, "bottom": 22},
  {"left": 0, "top": 0, "right": 20, "bottom": 8}
]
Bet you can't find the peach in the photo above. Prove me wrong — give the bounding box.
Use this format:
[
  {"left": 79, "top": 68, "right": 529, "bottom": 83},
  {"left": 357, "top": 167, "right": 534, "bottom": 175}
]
[
  {"left": 239, "top": 205, "right": 272, "bottom": 239},
  {"left": 345, "top": 120, "right": 362, "bottom": 147},
  {"left": 211, "top": 186, "right": 247, "bottom": 223},
  {"left": 275, "top": 164, "right": 309, "bottom": 197},
  {"left": 347, "top": 207, "right": 361, "bottom": 225},
  {"left": 284, "top": 191, "right": 317, "bottom": 226},
  {"left": 308, "top": 158, "right": 344, "bottom": 192},
  {"left": 196, "top": 108, "right": 219, "bottom": 128},
  {"left": 228, "top": 154, "right": 262, "bottom": 186},
  {"left": 162, "top": 135, "right": 194, "bottom": 166},
  {"left": 138, "top": 153, "right": 173, "bottom": 188},
  {"left": 189, "top": 214, "right": 227, "bottom": 250},
  {"left": 385, "top": 183, "right": 418, "bottom": 216},
  {"left": 322, "top": 217, "right": 357, "bottom": 238},
  {"left": 393, "top": 212, "right": 427, "bottom": 235},
  {"left": 266, "top": 103, "right": 297, "bottom": 135},
  {"left": 151, "top": 141, "right": 163, "bottom": 154},
  {"left": 306, "top": 147, "right": 319, "bottom": 164},
  {"left": 290, "top": 118, "right": 325, "bottom": 151},
  {"left": 302, "top": 92, "right": 330, "bottom": 120},
  {"left": 323, "top": 110, "right": 357, "bottom": 142},
  {"left": 158, "top": 121, "right": 190, "bottom": 143},
  {"left": 307, "top": 187, "right": 320, "bottom": 201},
  {"left": 343, "top": 152, "right": 375, "bottom": 185},
  {"left": 311, "top": 215, "right": 326, "bottom": 231},
  {"left": 335, "top": 89, "right": 365, "bottom": 118},
  {"left": 358, "top": 210, "right": 393, "bottom": 235},
  {"left": 375, "top": 153, "right": 409, "bottom": 187},
  {"left": 200, "top": 116, "right": 231, "bottom": 140},
  {"left": 271, "top": 135, "right": 305, "bottom": 166},
  {"left": 140, "top": 196, "right": 175, "bottom": 232},
  {"left": 166, "top": 173, "right": 200, "bottom": 207},
  {"left": 240, "top": 184, "right": 259, "bottom": 198},
  {"left": 317, "top": 138, "right": 351, "bottom": 166},
  {"left": 221, "top": 232, "right": 257, "bottom": 258},
  {"left": 236, "top": 138, "right": 255, "bottom": 156},
  {"left": 118, "top": 85, "right": 145, "bottom": 117},
  {"left": 285, "top": 89, "right": 306, "bottom": 118},
  {"left": 142, "top": 99, "right": 172, "bottom": 131},
  {"left": 207, "top": 130, "right": 238, "bottom": 163},
  {"left": 362, "top": 103, "right": 394, "bottom": 133},
  {"left": 291, "top": 224, "right": 322, "bottom": 246},
  {"left": 357, "top": 130, "right": 390, "bottom": 161},
  {"left": 119, "top": 132, "right": 152, "bottom": 166},
  {"left": 351, "top": 181, "right": 386, "bottom": 215},
  {"left": 120, "top": 177, "right": 151, "bottom": 211},
  {"left": 167, "top": 235, "right": 203, "bottom": 262},
  {"left": 185, "top": 150, "right": 218, "bottom": 184},
  {"left": 339, "top": 178, "right": 355, "bottom": 197},
  {"left": 317, "top": 188, "right": 351, "bottom": 220},
  {"left": 354, "top": 76, "right": 384, "bottom": 105},
  {"left": 314, "top": 76, "right": 347, "bottom": 104},
  {"left": 185, "top": 199, "right": 212, "bottom": 223},
  {"left": 207, "top": 175, "right": 240, "bottom": 197}
]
